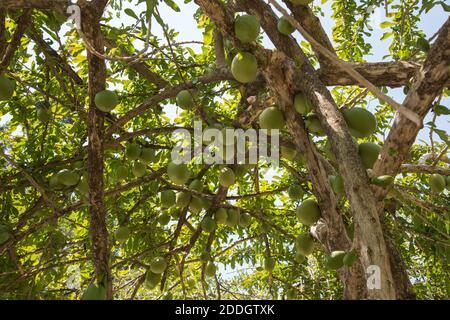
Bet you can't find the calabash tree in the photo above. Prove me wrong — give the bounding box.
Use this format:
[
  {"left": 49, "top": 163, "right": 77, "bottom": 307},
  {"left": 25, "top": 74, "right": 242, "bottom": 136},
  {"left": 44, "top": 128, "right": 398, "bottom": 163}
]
[{"left": 0, "top": 0, "right": 449, "bottom": 300}]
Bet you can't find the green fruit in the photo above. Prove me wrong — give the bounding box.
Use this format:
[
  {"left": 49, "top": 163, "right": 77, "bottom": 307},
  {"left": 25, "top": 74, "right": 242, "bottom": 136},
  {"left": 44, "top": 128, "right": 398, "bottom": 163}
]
[
  {"left": 187, "top": 278, "right": 196, "bottom": 288},
  {"left": 158, "top": 213, "right": 171, "bottom": 225},
  {"left": 294, "top": 93, "right": 313, "bottom": 115},
  {"left": 167, "top": 162, "right": 191, "bottom": 185},
  {"left": 290, "top": 0, "right": 313, "bottom": 5},
  {"left": 295, "top": 233, "right": 314, "bottom": 256},
  {"left": 226, "top": 209, "right": 240, "bottom": 227},
  {"left": 325, "top": 251, "right": 346, "bottom": 270},
  {"left": 259, "top": 106, "right": 286, "bottom": 130},
  {"left": 343, "top": 251, "right": 358, "bottom": 267},
  {"left": 429, "top": 174, "right": 446, "bottom": 193},
  {"left": 94, "top": 90, "right": 118, "bottom": 112},
  {"left": 205, "top": 263, "right": 216, "bottom": 277},
  {"left": 49, "top": 174, "right": 63, "bottom": 190},
  {"left": 342, "top": 108, "right": 377, "bottom": 138},
  {"left": 264, "top": 256, "right": 276, "bottom": 272},
  {"left": 280, "top": 146, "right": 297, "bottom": 161},
  {"left": 58, "top": 169, "right": 80, "bottom": 187},
  {"left": 139, "top": 148, "right": 156, "bottom": 164},
  {"left": 37, "top": 108, "right": 52, "bottom": 123},
  {"left": 231, "top": 52, "right": 258, "bottom": 83},
  {"left": 358, "top": 142, "right": 381, "bottom": 169},
  {"left": 115, "top": 226, "right": 130, "bottom": 244},
  {"left": 214, "top": 208, "right": 228, "bottom": 224},
  {"left": 277, "top": 16, "right": 295, "bottom": 35},
  {"left": 145, "top": 271, "right": 162, "bottom": 289},
  {"left": 189, "top": 196, "right": 204, "bottom": 213},
  {"left": 371, "top": 175, "right": 394, "bottom": 187},
  {"left": 81, "top": 284, "right": 106, "bottom": 300},
  {"left": 329, "top": 175, "right": 344, "bottom": 195},
  {"left": 150, "top": 257, "right": 167, "bottom": 274},
  {"left": 201, "top": 216, "right": 216, "bottom": 233},
  {"left": 161, "top": 190, "right": 176, "bottom": 208},
  {"left": 177, "top": 191, "right": 191, "bottom": 208},
  {"left": 234, "top": 14, "right": 260, "bottom": 43},
  {"left": 201, "top": 197, "right": 212, "bottom": 210},
  {"left": 296, "top": 199, "right": 321, "bottom": 226},
  {"left": 132, "top": 162, "right": 146, "bottom": 178},
  {"left": 305, "top": 115, "right": 326, "bottom": 136},
  {"left": 115, "top": 164, "right": 129, "bottom": 181},
  {"left": 239, "top": 213, "right": 251, "bottom": 227},
  {"left": 189, "top": 179, "right": 204, "bottom": 192},
  {"left": 288, "top": 184, "right": 303, "bottom": 200},
  {"left": 446, "top": 176, "right": 450, "bottom": 189},
  {"left": 126, "top": 143, "right": 141, "bottom": 160},
  {"left": 286, "top": 288, "right": 297, "bottom": 300},
  {"left": 176, "top": 90, "right": 194, "bottom": 109},
  {"left": 294, "top": 252, "right": 306, "bottom": 264},
  {"left": 219, "top": 167, "right": 236, "bottom": 188},
  {"left": 0, "top": 76, "right": 16, "bottom": 100}
]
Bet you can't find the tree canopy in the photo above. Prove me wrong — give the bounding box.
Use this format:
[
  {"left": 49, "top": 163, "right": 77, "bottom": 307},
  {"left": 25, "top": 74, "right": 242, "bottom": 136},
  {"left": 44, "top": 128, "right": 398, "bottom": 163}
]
[{"left": 0, "top": 0, "right": 449, "bottom": 300}]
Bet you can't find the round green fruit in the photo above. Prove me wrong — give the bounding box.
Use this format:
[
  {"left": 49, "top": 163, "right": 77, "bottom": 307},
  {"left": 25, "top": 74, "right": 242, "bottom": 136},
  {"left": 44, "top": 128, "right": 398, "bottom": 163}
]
[
  {"left": 126, "top": 143, "right": 141, "bottom": 161},
  {"left": 201, "top": 216, "right": 216, "bottom": 233},
  {"left": 295, "top": 252, "right": 306, "bottom": 264},
  {"left": 259, "top": 106, "right": 286, "bottom": 130},
  {"left": 239, "top": 213, "right": 251, "bottom": 227},
  {"left": 200, "top": 252, "right": 210, "bottom": 263},
  {"left": 139, "top": 148, "right": 156, "bottom": 164},
  {"left": 219, "top": 167, "right": 236, "bottom": 188},
  {"left": 288, "top": 184, "right": 303, "bottom": 200},
  {"left": 294, "top": 93, "right": 313, "bottom": 115},
  {"left": 145, "top": 271, "right": 162, "bottom": 289},
  {"left": 0, "top": 77, "right": 16, "bottom": 100},
  {"left": 295, "top": 233, "right": 314, "bottom": 256},
  {"left": 132, "top": 162, "right": 146, "bottom": 178},
  {"left": 329, "top": 175, "right": 344, "bottom": 195},
  {"left": 81, "top": 284, "right": 106, "bottom": 300},
  {"left": 161, "top": 190, "right": 176, "bottom": 208},
  {"left": 231, "top": 52, "right": 258, "bottom": 83},
  {"left": 77, "top": 177, "right": 89, "bottom": 195},
  {"left": 189, "top": 196, "right": 204, "bottom": 214},
  {"left": 49, "top": 174, "right": 63, "bottom": 190},
  {"left": 205, "top": 263, "right": 216, "bottom": 277},
  {"left": 325, "top": 251, "right": 346, "bottom": 270},
  {"left": 280, "top": 146, "right": 297, "bottom": 161},
  {"left": 57, "top": 169, "right": 80, "bottom": 187},
  {"left": 343, "top": 251, "right": 358, "bottom": 267},
  {"left": 215, "top": 208, "right": 228, "bottom": 224},
  {"left": 189, "top": 179, "right": 204, "bottom": 192},
  {"left": 358, "top": 142, "right": 381, "bottom": 169},
  {"left": 94, "top": 90, "right": 118, "bottom": 112},
  {"left": 226, "top": 209, "right": 240, "bottom": 227},
  {"left": 177, "top": 191, "right": 191, "bottom": 208},
  {"left": 37, "top": 108, "right": 52, "bottom": 123},
  {"left": 115, "top": 226, "right": 130, "bottom": 244},
  {"left": 305, "top": 115, "right": 326, "bottom": 136},
  {"left": 167, "top": 162, "right": 191, "bottom": 185},
  {"left": 158, "top": 213, "right": 171, "bottom": 225},
  {"left": 201, "top": 197, "right": 212, "bottom": 210},
  {"left": 446, "top": 176, "right": 450, "bottom": 189},
  {"left": 234, "top": 14, "right": 260, "bottom": 43},
  {"left": 429, "top": 174, "right": 446, "bottom": 193},
  {"left": 296, "top": 199, "right": 321, "bottom": 226},
  {"left": 277, "top": 16, "right": 295, "bottom": 35},
  {"left": 264, "top": 256, "right": 276, "bottom": 272},
  {"left": 176, "top": 90, "right": 194, "bottom": 109},
  {"left": 115, "top": 164, "right": 129, "bottom": 181},
  {"left": 342, "top": 107, "right": 377, "bottom": 138},
  {"left": 150, "top": 257, "right": 167, "bottom": 274}
]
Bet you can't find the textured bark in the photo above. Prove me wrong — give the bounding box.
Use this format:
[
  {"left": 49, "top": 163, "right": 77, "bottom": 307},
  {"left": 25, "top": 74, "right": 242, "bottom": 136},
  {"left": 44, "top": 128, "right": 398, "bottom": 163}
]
[
  {"left": 0, "top": 9, "right": 6, "bottom": 58},
  {"left": 82, "top": 4, "right": 112, "bottom": 299},
  {"left": 0, "top": 9, "right": 32, "bottom": 73}
]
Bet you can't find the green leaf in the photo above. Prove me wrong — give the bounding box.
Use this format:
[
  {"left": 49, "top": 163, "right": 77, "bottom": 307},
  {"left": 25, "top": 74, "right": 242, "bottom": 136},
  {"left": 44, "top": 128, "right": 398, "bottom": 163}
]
[
  {"left": 163, "top": 0, "right": 180, "bottom": 12},
  {"left": 124, "top": 8, "right": 139, "bottom": 20},
  {"left": 434, "top": 104, "right": 450, "bottom": 116}
]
